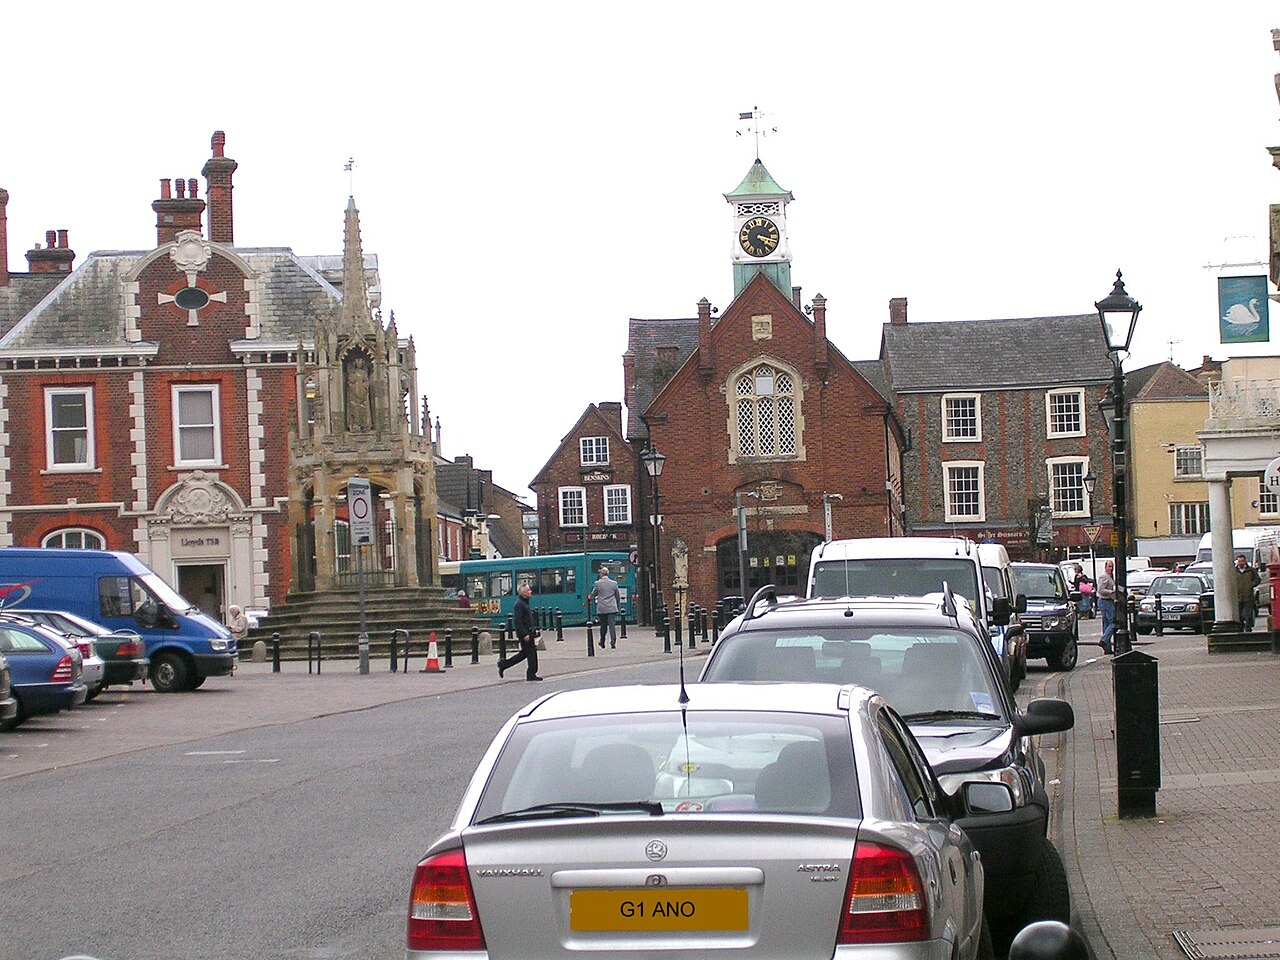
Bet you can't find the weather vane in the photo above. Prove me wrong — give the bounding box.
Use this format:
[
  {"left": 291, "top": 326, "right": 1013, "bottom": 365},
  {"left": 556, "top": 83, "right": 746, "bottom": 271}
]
[
  {"left": 344, "top": 157, "right": 355, "bottom": 196},
  {"left": 735, "top": 106, "right": 778, "bottom": 160}
]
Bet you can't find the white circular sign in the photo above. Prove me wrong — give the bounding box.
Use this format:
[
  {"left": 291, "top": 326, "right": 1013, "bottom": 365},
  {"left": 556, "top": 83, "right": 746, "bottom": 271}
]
[{"left": 1265, "top": 456, "right": 1280, "bottom": 493}]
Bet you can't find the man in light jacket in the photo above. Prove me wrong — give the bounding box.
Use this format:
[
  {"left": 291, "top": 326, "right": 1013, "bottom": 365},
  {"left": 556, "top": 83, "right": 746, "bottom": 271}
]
[{"left": 591, "top": 567, "right": 622, "bottom": 649}]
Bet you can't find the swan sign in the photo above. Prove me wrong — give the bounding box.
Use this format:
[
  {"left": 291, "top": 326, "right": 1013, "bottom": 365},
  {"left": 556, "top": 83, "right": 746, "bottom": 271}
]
[{"left": 1218, "top": 276, "right": 1270, "bottom": 344}]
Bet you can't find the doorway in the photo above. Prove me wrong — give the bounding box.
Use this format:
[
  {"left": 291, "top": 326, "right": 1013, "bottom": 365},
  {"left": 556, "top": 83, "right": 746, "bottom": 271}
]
[{"left": 177, "top": 564, "right": 226, "bottom": 622}]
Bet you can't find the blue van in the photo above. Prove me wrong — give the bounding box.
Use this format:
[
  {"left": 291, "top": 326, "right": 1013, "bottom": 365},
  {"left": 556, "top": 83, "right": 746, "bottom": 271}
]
[{"left": 0, "top": 548, "right": 235, "bottom": 692}]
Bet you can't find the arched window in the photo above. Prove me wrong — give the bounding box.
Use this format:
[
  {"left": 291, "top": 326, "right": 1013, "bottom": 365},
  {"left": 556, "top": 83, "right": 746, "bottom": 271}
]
[
  {"left": 731, "top": 363, "right": 801, "bottom": 460},
  {"left": 43, "top": 528, "right": 106, "bottom": 550}
]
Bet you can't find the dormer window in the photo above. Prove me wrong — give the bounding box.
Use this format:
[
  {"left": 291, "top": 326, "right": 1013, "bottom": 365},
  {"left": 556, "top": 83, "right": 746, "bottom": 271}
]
[{"left": 580, "top": 437, "right": 609, "bottom": 465}]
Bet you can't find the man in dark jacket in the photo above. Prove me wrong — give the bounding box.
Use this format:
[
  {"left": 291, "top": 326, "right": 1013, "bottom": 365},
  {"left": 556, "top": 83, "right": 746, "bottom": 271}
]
[
  {"left": 498, "top": 582, "right": 542, "bottom": 681},
  {"left": 1234, "top": 555, "right": 1262, "bottom": 631}
]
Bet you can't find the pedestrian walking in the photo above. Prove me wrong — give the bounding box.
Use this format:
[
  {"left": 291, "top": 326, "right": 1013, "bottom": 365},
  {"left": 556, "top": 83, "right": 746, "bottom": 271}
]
[
  {"left": 226, "top": 604, "right": 249, "bottom": 646},
  {"left": 591, "top": 566, "right": 622, "bottom": 649},
  {"left": 1072, "top": 564, "right": 1095, "bottom": 619},
  {"left": 1096, "top": 560, "right": 1116, "bottom": 654},
  {"left": 1233, "top": 555, "right": 1261, "bottom": 631},
  {"left": 498, "top": 582, "right": 542, "bottom": 681}
]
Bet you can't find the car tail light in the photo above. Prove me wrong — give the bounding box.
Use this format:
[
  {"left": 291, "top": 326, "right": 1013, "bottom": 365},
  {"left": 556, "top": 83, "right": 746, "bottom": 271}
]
[
  {"left": 51, "top": 655, "right": 75, "bottom": 684},
  {"left": 837, "top": 840, "right": 930, "bottom": 944},
  {"left": 76, "top": 640, "right": 94, "bottom": 660},
  {"left": 407, "top": 848, "right": 486, "bottom": 952},
  {"left": 115, "top": 638, "right": 145, "bottom": 658}
]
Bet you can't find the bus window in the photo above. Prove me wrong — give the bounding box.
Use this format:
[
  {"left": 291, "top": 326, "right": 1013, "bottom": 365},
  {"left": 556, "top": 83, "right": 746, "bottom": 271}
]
[
  {"left": 599, "top": 561, "right": 627, "bottom": 579},
  {"left": 539, "top": 567, "right": 576, "bottom": 594},
  {"left": 489, "top": 571, "right": 513, "bottom": 597},
  {"left": 517, "top": 571, "right": 537, "bottom": 593},
  {"left": 466, "top": 574, "right": 488, "bottom": 598}
]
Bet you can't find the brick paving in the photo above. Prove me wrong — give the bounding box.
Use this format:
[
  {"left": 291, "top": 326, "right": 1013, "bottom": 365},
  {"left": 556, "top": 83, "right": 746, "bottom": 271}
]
[{"left": 1056, "top": 621, "right": 1280, "bottom": 960}]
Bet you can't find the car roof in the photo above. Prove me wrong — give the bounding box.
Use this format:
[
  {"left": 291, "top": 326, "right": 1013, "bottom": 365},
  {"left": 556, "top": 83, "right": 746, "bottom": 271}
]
[
  {"left": 725, "top": 594, "right": 987, "bottom": 636},
  {"left": 1013, "top": 562, "right": 1059, "bottom": 571},
  {"left": 519, "top": 682, "right": 869, "bottom": 721},
  {"left": 811, "top": 536, "right": 978, "bottom": 562}
]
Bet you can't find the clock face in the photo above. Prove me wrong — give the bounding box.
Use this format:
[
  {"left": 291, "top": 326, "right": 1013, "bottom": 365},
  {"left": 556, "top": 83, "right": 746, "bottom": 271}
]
[{"left": 738, "top": 216, "right": 780, "bottom": 258}]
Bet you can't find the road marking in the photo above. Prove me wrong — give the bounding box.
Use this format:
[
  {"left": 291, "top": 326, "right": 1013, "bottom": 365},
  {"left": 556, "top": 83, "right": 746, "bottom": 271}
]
[
  {"left": 223, "top": 758, "right": 281, "bottom": 764},
  {"left": 185, "top": 750, "right": 246, "bottom": 756}
]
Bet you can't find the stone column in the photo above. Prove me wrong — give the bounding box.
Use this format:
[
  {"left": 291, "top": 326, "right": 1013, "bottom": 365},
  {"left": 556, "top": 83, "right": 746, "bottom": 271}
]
[
  {"left": 229, "top": 518, "right": 253, "bottom": 610},
  {"left": 1208, "top": 477, "right": 1240, "bottom": 630},
  {"left": 314, "top": 468, "right": 337, "bottom": 591}
]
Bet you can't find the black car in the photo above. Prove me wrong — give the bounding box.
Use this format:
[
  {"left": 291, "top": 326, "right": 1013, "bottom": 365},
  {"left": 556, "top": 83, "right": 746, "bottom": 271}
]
[
  {"left": 699, "top": 586, "right": 1075, "bottom": 947},
  {"left": 1011, "top": 563, "right": 1079, "bottom": 670},
  {"left": 1135, "top": 573, "right": 1214, "bottom": 634},
  {"left": 15, "top": 609, "right": 149, "bottom": 688}
]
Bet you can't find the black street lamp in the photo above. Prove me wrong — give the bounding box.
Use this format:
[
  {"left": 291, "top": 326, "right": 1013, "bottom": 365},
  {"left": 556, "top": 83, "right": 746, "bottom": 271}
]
[
  {"left": 1083, "top": 470, "right": 1099, "bottom": 580},
  {"left": 641, "top": 444, "right": 667, "bottom": 629},
  {"left": 1095, "top": 270, "right": 1142, "bottom": 656}
]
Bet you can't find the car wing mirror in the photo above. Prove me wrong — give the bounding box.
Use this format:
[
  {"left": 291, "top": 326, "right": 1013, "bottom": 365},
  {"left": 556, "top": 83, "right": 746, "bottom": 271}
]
[
  {"left": 1014, "top": 592, "right": 1027, "bottom": 614},
  {"left": 990, "top": 596, "right": 1011, "bottom": 626},
  {"left": 1016, "top": 698, "right": 1075, "bottom": 736},
  {"left": 960, "top": 781, "right": 1015, "bottom": 816},
  {"left": 1005, "top": 623, "right": 1025, "bottom": 639}
]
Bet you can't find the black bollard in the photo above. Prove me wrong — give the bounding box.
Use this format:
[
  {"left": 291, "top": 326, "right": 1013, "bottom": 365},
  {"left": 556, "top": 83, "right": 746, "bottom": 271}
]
[
  {"left": 392, "top": 629, "right": 410, "bottom": 673},
  {"left": 444, "top": 628, "right": 453, "bottom": 668},
  {"left": 688, "top": 608, "right": 697, "bottom": 649},
  {"left": 470, "top": 625, "right": 480, "bottom": 664},
  {"left": 389, "top": 630, "right": 399, "bottom": 671},
  {"left": 586, "top": 613, "right": 595, "bottom": 647},
  {"left": 272, "top": 632, "right": 281, "bottom": 673},
  {"left": 674, "top": 611, "right": 683, "bottom": 648},
  {"left": 506, "top": 614, "right": 515, "bottom": 640},
  {"left": 663, "top": 616, "right": 671, "bottom": 653},
  {"left": 700, "top": 608, "right": 708, "bottom": 640},
  {"left": 308, "top": 631, "right": 322, "bottom": 675},
  {"left": 620, "top": 611, "right": 628, "bottom": 640},
  {"left": 307, "top": 631, "right": 314, "bottom": 674},
  {"left": 712, "top": 605, "right": 721, "bottom": 644},
  {"left": 555, "top": 609, "right": 564, "bottom": 642}
]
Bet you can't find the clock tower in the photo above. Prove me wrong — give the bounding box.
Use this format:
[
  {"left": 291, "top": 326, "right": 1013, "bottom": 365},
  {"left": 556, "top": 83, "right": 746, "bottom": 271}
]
[{"left": 725, "top": 158, "right": 794, "bottom": 298}]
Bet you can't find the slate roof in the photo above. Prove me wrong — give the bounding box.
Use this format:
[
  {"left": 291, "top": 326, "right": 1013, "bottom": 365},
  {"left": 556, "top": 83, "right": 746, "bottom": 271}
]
[
  {"left": 1130, "top": 360, "right": 1208, "bottom": 401},
  {"left": 625, "top": 316, "right": 700, "bottom": 439},
  {"left": 880, "top": 314, "right": 1113, "bottom": 392},
  {"left": 0, "top": 246, "right": 375, "bottom": 354},
  {"left": 851, "top": 359, "right": 892, "bottom": 405},
  {"left": 0, "top": 273, "right": 71, "bottom": 342}
]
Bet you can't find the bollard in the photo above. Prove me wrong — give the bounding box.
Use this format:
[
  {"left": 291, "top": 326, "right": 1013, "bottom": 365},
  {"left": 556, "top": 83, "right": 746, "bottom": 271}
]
[
  {"left": 687, "top": 608, "right": 697, "bottom": 649},
  {"left": 1154, "top": 594, "right": 1163, "bottom": 636},
  {"left": 358, "top": 630, "right": 370, "bottom": 675},
  {"left": 389, "top": 630, "right": 400, "bottom": 672},
  {"left": 556, "top": 609, "right": 564, "bottom": 642},
  {"left": 586, "top": 614, "right": 595, "bottom": 649},
  {"left": 272, "top": 631, "right": 281, "bottom": 673},
  {"left": 663, "top": 616, "right": 671, "bottom": 653},
  {"left": 444, "top": 628, "right": 453, "bottom": 668},
  {"left": 1113, "top": 650, "right": 1160, "bottom": 818},
  {"left": 674, "top": 610, "right": 683, "bottom": 648},
  {"left": 499, "top": 628, "right": 507, "bottom": 664},
  {"left": 391, "top": 629, "right": 410, "bottom": 673},
  {"left": 499, "top": 622, "right": 507, "bottom": 645},
  {"left": 620, "top": 611, "right": 628, "bottom": 640},
  {"left": 506, "top": 614, "right": 515, "bottom": 640},
  {"left": 700, "top": 608, "right": 708, "bottom": 640},
  {"left": 470, "top": 625, "right": 480, "bottom": 664},
  {"left": 711, "top": 606, "right": 721, "bottom": 644},
  {"left": 308, "top": 631, "right": 322, "bottom": 675}
]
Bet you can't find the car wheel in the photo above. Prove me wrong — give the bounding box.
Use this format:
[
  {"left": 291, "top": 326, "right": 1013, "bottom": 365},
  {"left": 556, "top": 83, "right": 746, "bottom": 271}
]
[
  {"left": 1048, "top": 636, "right": 1078, "bottom": 671},
  {"left": 85, "top": 682, "right": 103, "bottom": 702},
  {"left": 1024, "top": 838, "right": 1071, "bottom": 925},
  {"left": 0, "top": 714, "right": 17, "bottom": 732},
  {"left": 976, "top": 917, "right": 995, "bottom": 960},
  {"left": 187, "top": 675, "right": 207, "bottom": 690},
  {"left": 150, "top": 653, "right": 189, "bottom": 694}
]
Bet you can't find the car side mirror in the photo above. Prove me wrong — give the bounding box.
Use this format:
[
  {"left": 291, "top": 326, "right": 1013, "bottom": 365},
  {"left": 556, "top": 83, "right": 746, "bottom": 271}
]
[
  {"left": 1005, "top": 623, "right": 1025, "bottom": 639},
  {"left": 960, "top": 781, "right": 1015, "bottom": 815},
  {"left": 1014, "top": 592, "right": 1027, "bottom": 614},
  {"left": 1068, "top": 591, "right": 1081, "bottom": 602},
  {"left": 991, "top": 596, "right": 1011, "bottom": 626},
  {"left": 1016, "top": 698, "right": 1075, "bottom": 736}
]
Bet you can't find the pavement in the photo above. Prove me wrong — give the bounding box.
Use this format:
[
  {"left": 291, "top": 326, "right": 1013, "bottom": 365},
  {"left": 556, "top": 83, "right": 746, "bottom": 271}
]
[{"left": 1052, "top": 615, "right": 1280, "bottom": 960}]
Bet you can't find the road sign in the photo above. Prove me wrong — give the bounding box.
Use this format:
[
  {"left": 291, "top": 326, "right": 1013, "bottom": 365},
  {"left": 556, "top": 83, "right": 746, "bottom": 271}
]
[
  {"left": 1085, "top": 525, "right": 1102, "bottom": 544},
  {"left": 347, "top": 477, "right": 373, "bottom": 546},
  {"left": 1265, "top": 456, "right": 1280, "bottom": 493}
]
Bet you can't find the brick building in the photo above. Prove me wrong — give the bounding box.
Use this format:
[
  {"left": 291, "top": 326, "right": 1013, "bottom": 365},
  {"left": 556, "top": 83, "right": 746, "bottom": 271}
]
[
  {"left": 878, "top": 301, "right": 1114, "bottom": 558},
  {"left": 529, "top": 402, "right": 637, "bottom": 556},
  {"left": 622, "top": 161, "right": 906, "bottom": 617},
  {"left": 0, "top": 132, "right": 428, "bottom": 617}
]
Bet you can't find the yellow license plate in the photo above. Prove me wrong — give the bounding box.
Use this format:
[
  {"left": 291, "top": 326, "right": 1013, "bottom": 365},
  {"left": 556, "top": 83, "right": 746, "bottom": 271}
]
[{"left": 570, "top": 888, "right": 747, "bottom": 931}]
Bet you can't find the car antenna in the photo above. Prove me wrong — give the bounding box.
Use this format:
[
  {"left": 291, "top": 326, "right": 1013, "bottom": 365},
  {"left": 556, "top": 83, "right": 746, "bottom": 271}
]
[{"left": 941, "top": 580, "right": 957, "bottom": 619}]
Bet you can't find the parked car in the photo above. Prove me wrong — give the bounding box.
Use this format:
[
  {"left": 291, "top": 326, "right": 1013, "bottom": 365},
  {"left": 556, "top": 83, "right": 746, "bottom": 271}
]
[
  {"left": 0, "top": 652, "right": 17, "bottom": 727},
  {"left": 0, "top": 612, "right": 106, "bottom": 700},
  {"left": 408, "top": 681, "right": 1004, "bottom": 960},
  {"left": 699, "top": 586, "right": 1074, "bottom": 946},
  {"left": 1135, "top": 573, "right": 1214, "bottom": 634},
  {"left": 1011, "top": 563, "right": 1079, "bottom": 671},
  {"left": 13, "top": 609, "right": 149, "bottom": 690},
  {"left": 1125, "top": 569, "right": 1167, "bottom": 599},
  {"left": 0, "top": 618, "right": 87, "bottom": 730}
]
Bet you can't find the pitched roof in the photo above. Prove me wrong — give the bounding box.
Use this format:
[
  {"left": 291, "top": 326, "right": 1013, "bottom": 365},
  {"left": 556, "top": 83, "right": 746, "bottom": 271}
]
[
  {"left": 625, "top": 316, "right": 699, "bottom": 438},
  {"left": 0, "top": 273, "right": 64, "bottom": 341},
  {"left": 530, "top": 402, "right": 632, "bottom": 488},
  {"left": 1130, "top": 360, "right": 1208, "bottom": 401},
  {"left": 880, "top": 314, "right": 1113, "bottom": 392},
  {"left": 724, "top": 159, "right": 793, "bottom": 200}
]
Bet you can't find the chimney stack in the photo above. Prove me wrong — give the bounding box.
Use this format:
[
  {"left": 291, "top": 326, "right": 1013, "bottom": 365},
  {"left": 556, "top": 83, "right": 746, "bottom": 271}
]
[
  {"left": 812, "top": 293, "right": 828, "bottom": 369},
  {"left": 697, "top": 297, "right": 713, "bottom": 372},
  {"left": 889, "top": 297, "right": 908, "bottom": 326},
  {"left": 202, "top": 130, "right": 238, "bottom": 244},
  {"left": 26, "top": 227, "right": 75, "bottom": 273},
  {"left": 152, "top": 176, "right": 205, "bottom": 245},
  {"left": 0, "top": 188, "right": 9, "bottom": 287}
]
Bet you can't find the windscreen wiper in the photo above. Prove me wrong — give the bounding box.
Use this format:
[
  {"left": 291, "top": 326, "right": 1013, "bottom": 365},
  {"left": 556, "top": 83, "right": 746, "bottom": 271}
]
[
  {"left": 902, "top": 709, "right": 1001, "bottom": 723},
  {"left": 476, "top": 801, "right": 664, "bottom": 825}
]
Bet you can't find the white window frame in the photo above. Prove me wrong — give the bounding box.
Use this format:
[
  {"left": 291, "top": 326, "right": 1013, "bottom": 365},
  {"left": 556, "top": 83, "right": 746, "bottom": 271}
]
[
  {"left": 1173, "top": 444, "right": 1204, "bottom": 479},
  {"left": 42, "top": 528, "right": 106, "bottom": 550},
  {"left": 1045, "top": 388, "right": 1086, "bottom": 438},
  {"left": 1047, "top": 456, "right": 1090, "bottom": 518},
  {"left": 172, "top": 384, "right": 222, "bottom": 466},
  {"left": 1168, "top": 501, "right": 1211, "bottom": 537},
  {"left": 603, "top": 484, "right": 632, "bottom": 525},
  {"left": 1260, "top": 486, "right": 1279, "bottom": 518},
  {"left": 726, "top": 357, "right": 805, "bottom": 463},
  {"left": 45, "top": 386, "right": 95, "bottom": 471},
  {"left": 941, "top": 393, "right": 982, "bottom": 443},
  {"left": 580, "top": 437, "right": 610, "bottom": 465},
  {"left": 558, "top": 486, "right": 587, "bottom": 527},
  {"left": 943, "top": 461, "right": 985, "bottom": 522}
]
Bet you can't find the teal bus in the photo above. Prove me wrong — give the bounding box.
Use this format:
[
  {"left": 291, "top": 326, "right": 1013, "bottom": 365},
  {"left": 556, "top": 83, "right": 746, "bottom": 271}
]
[{"left": 459, "top": 552, "right": 635, "bottom": 627}]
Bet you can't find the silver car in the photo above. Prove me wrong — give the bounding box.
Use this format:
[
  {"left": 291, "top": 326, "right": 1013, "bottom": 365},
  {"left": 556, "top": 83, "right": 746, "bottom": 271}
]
[
  {"left": 0, "top": 613, "right": 105, "bottom": 700},
  {"left": 407, "top": 682, "right": 1010, "bottom": 960}
]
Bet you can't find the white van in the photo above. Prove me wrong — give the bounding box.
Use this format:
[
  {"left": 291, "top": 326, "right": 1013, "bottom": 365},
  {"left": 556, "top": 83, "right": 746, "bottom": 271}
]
[{"left": 1194, "top": 528, "right": 1279, "bottom": 610}]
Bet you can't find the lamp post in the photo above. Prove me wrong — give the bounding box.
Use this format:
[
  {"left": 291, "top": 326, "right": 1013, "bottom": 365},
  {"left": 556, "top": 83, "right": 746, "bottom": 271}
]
[
  {"left": 1083, "top": 470, "right": 1099, "bottom": 579},
  {"left": 641, "top": 444, "right": 667, "bottom": 629},
  {"left": 735, "top": 490, "right": 760, "bottom": 598},
  {"left": 822, "top": 491, "right": 844, "bottom": 542},
  {"left": 1095, "top": 270, "right": 1142, "bottom": 656}
]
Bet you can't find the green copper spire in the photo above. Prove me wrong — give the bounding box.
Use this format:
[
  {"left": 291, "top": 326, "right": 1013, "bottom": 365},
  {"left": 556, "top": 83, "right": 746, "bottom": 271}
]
[{"left": 724, "top": 159, "right": 794, "bottom": 201}]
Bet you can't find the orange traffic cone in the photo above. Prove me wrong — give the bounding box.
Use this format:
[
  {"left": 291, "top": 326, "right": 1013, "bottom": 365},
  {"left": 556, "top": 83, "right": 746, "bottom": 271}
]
[{"left": 420, "top": 631, "right": 443, "bottom": 673}]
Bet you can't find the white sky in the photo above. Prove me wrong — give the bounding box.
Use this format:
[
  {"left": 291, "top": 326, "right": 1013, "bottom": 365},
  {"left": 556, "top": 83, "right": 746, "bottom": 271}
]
[{"left": 4, "top": 2, "right": 1277, "bottom": 503}]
